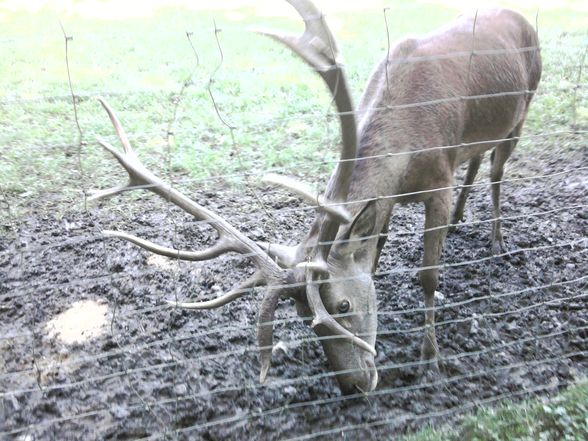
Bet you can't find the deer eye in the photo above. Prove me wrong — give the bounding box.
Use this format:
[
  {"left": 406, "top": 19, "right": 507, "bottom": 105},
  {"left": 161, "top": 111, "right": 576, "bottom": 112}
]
[{"left": 338, "top": 300, "right": 351, "bottom": 314}]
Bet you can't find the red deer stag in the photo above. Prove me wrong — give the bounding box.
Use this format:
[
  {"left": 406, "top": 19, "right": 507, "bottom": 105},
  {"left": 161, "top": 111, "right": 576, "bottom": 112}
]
[{"left": 92, "top": 0, "right": 541, "bottom": 394}]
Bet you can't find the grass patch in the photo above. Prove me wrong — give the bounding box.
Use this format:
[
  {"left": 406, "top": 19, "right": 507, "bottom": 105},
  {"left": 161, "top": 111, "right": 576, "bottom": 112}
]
[
  {"left": 0, "top": 2, "right": 587, "bottom": 221},
  {"left": 401, "top": 381, "right": 588, "bottom": 441}
]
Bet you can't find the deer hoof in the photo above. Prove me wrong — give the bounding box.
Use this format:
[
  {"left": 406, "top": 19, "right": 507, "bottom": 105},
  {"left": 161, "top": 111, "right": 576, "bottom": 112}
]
[
  {"left": 448, "top": 214, "right": 462, "bottom": 234},
  {"left": 418, "top": 358, "right": 441, "bottom": 385},
  {"left": 418, "top": 335, "right": 440, "bottom": 380},
  {"left": 491, "top": 238, "right": 508, "bottom": 255}
]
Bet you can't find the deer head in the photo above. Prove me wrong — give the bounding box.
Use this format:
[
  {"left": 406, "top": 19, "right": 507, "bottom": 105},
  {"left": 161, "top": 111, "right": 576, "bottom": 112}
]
[{"left": 92, "top": 0, "right": 378, "bottom": 394}]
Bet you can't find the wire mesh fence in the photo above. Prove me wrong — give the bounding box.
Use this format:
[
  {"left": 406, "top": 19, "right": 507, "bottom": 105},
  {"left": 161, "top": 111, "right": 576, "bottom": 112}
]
[{"left": 1, "top": 2, "right": 587, "bottom": 440}]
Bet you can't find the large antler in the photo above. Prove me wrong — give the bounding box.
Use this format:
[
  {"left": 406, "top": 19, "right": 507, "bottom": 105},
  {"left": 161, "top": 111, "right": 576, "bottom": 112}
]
[
  {"left": 94, "top": 0, "right": 374, "bottom": 386},
  {"left": 91, "top": 98, "right": 290, "bottom": 380},
  {"left": 259, "top": 0, "right": 376, "bottom": 356}
]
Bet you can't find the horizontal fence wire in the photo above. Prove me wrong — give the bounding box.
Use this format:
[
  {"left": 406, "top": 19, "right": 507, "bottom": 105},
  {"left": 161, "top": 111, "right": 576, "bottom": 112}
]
[
  {"left": 69, "top": 130, "right": 588, "bottom": 191},
  {"left": 2, "top": 129, "right": 583, "bottom": 219},
  {"left": 160, "top": 361, "right": 585, "bottom": 440},
  {"left": 3, "top": 279, "right": 586, "bottom": 401},
  {"left": 4, "top": 70, "right": 586, "bottom": 109},
  {"left": 283, "top": 378, "right": 581, "bottom": 441},
  {"left": 3, "top": 230, "right": 586, "bottom": 306},
  {"left": 1, "top": 200, "right": 586, "bottom": 271},
  {"left": 3, "top": 92, "right": 587, "bottom": 156},
  {"left": 1, "top": 198, "right": 586, "bottom": 296},
  {"left": 1, "top": 162, "right": 585, "bottom": 264},
  {"left": 0, "top": 12, "right": 582, "bottom": 117},
  {"left": 2, "top": 273, "right": 585, "bottom": 382},
  {"left": 2, "top": 5, "right": 588, "bottom": 441},
  {"left": 3, "top": 330, "right": 585, "bottom": 437},
  {"left": 5, "top": 359, "right": 585, "bottom": 439}
]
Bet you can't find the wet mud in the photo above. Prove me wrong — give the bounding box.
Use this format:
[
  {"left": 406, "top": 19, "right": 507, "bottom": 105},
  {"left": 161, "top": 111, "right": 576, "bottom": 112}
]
[{"left": 1, "top": 144, "right": 587, "bottom": 440}]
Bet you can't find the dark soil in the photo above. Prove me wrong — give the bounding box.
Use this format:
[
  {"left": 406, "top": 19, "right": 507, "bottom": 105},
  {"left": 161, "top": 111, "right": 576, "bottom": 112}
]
[{"left": 1, "top": 143, "right": 587, "bottom": 440}]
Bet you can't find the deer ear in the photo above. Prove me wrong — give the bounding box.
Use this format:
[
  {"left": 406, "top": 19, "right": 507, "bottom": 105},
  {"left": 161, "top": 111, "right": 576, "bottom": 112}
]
[{"left": 335, "top": 200, "right": 378, "bottom": 256}]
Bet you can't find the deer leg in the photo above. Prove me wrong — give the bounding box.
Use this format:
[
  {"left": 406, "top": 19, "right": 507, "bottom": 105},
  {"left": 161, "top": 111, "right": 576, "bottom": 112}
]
[
  {"left": 449, "top": 154, "right": 483, "bottom": 232},
  {"left": 490, "top": 126, "right": 520, "bottom": 254},
  {"left": 419, "top": 190, "right": 452, "bottom": 373}
]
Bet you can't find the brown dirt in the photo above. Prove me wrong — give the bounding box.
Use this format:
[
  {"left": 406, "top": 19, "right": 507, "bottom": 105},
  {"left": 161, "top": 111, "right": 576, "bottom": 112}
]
[{"left": 1, "top": 141, "right": 587, "bottom": 440}]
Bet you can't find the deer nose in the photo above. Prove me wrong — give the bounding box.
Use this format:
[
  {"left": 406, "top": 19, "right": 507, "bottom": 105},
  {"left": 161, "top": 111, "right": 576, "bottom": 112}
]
[
  {"left": 353, "top": 358, "right": 378, "bottom": 394},
  {"left": 338, "top": 358, "right": 378, "bottom": 395}
]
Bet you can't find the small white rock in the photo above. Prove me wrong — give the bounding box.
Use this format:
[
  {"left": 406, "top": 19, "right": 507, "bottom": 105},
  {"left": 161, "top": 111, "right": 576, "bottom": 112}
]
[
  {"left": 470, "top": 313, "right": 480, "bottom": 335},
  {"left": 272, "top": 341, "right": 288, "bottom": 356},
  {"left": 283, "top": 386, "right": 297, "bottom": 396},
  {"left": 434, "top": 291, "right": 445, "bottom": 301}
]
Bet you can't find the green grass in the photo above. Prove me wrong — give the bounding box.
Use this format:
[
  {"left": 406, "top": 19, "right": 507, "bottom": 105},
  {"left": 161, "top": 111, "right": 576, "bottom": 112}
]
[
  {"left": 400, "top": 381, "right": 588, "bottom": 441},
  {"left": 0, "top": 1, "right": 587, "bottom": 221}
]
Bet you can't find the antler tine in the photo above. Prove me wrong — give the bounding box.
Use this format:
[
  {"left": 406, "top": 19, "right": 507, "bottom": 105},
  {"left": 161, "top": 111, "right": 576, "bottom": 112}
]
[
  {"left": 276, "top": 0, "right": 359, "bottom": 266},
  {"left": 258, "top": 0, "right": 358, "bottom": 239},
  {"left": 93, "top": 98, "right": 279, "bottom": 272},
  {"left": 87, "top": 135, "right": 143, "bottom": 202},
  {"left": 257, "top": 241, "right": 299, "bottom": 269},
  {"left": 94, "top": 96, "right": 287, "bottom": 287},
  {"left": 262, "top": 173, "right": 351, "bottom": 224},
  {"left": 257, "top": 0, "right": 339, "bottom": 73},
  {"left": 102, "top": 229, "right": 234, "bottom": 261},
  {"left": 166, "top": 271, "right": 266, "bottom": 309},
  {"left": 257, "top": 269, "right": 306, "bottom": 383},
  {"left": 257, "top": 286, "right": 283, "bottom": 383},
  {"left": 262, "top": 1, "right": 374, "bottom": 357},
  {"left": 94, "top": 97, "right": 296, "bottom": 381},
  {"left": 307, "top": 283, "right": 376, "bottom": 355},
  {"left": 98, "top": 97, "right": 134, "bottom": 154}
]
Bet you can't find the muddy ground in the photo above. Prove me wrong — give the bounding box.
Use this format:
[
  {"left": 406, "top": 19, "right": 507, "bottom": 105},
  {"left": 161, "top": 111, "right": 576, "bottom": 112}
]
[{"left": 1, "top": 141, "right": 587, "bottom": 440}]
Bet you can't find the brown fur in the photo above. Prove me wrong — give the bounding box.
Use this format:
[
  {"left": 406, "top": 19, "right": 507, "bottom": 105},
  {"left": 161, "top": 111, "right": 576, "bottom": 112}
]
[{"left": 291, "top": 8, "right": 542, "bottom": 393}]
